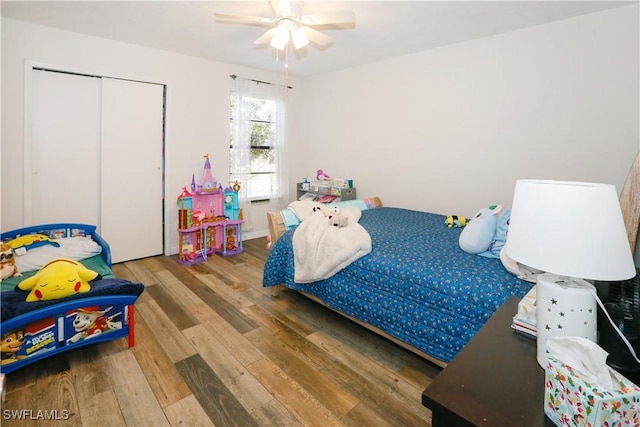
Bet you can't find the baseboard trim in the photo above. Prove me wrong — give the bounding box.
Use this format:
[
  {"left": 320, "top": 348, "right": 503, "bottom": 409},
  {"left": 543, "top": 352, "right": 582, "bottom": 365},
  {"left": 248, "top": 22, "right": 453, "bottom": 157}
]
[{"left": 243, "top": 229, "right": 268, "bottom": 240}]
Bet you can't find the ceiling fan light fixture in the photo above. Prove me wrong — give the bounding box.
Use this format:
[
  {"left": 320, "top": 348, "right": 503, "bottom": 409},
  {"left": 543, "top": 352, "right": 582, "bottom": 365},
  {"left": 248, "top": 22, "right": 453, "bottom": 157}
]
[
  {"left": 216, "top": 0, "right": 355, "bottom": 54},
  {"left": 270, "top": 23, "right": 290, "bottom": 50},
  {"left": 290, "top": 26, "right": 309, "bottom": 49}
]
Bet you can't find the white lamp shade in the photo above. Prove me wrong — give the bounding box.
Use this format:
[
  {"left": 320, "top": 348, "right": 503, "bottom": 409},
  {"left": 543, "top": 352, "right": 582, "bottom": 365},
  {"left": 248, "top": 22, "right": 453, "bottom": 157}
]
[{"left": 506, "top": 179, "right": 635, "bottom": 281}]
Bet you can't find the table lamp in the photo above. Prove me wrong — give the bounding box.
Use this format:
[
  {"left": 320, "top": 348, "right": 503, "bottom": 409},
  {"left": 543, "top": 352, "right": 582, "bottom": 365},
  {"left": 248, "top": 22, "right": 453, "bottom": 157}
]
[{"left": 505, "top": 179, "right": 636, "bottom": 367}]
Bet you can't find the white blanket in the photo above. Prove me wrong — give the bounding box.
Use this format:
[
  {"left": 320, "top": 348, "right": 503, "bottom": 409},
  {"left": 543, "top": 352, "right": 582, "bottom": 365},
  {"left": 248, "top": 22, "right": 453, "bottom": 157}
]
[{"left": 293, "top": 213, "right": 371, "bottom": 283}]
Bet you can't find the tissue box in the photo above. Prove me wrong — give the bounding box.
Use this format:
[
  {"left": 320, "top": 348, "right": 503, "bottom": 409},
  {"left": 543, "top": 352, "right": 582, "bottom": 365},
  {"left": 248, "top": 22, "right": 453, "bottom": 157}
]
[{"left": 544, "top": 356, "right": 640, "bottom": 426}]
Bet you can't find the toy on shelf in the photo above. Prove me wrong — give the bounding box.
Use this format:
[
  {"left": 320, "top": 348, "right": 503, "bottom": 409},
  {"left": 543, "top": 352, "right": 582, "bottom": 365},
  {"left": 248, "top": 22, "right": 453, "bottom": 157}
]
[
  {"left": 296, "top": 176, "right": 355, "bottom": 203},
  {"left": 316, "top": 169, "right": 330, "bottom": 181},
  {"left": 176, "top": 157, "right": 244, "bottom": 264}
]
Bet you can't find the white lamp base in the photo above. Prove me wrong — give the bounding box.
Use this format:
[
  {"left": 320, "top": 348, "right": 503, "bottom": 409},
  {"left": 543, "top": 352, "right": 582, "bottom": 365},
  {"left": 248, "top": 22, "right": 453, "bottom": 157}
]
[{"left": 536, "top": 273, "right": 597, "bottom": 367}]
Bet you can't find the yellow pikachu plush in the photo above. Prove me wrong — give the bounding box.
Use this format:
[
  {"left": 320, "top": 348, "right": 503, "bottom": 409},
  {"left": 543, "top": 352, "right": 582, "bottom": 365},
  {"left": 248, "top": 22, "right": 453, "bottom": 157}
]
[{"left": 18, "top": 258, "right": 99, "bottom": 302}]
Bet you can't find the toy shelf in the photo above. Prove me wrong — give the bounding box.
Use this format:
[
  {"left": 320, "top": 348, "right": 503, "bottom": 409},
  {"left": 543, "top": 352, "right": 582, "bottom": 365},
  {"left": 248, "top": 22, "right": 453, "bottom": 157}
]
[{"left": 296, "top": 182, "right": 356, "bottom": 202}]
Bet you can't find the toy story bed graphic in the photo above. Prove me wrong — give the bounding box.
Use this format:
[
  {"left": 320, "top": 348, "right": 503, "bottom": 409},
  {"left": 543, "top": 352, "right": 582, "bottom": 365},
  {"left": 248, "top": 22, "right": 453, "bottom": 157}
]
[{"left": 1, "top": 304, "right": 125, "bottom": 365}]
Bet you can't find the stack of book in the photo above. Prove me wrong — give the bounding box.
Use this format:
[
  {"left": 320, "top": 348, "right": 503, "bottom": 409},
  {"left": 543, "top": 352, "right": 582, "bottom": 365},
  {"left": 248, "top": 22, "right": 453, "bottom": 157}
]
[{"left": 511, "top": 285, "right": 537, "bottom": 338}]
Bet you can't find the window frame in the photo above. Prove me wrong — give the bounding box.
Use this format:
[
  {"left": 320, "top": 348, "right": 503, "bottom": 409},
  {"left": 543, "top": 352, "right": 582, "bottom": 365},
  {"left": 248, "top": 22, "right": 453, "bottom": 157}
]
[{"left": 229, "top": 93, "right": 279, "bottom": 201}]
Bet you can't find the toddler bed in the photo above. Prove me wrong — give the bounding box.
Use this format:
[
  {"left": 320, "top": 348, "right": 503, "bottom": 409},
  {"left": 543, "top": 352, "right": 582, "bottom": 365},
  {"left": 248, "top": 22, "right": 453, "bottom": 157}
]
[
  {"left": 263, "top": 204, "right": 533, "bottom": 367},
  {"left": 1, "top": 223, "right": 144, "bottom": 374}
]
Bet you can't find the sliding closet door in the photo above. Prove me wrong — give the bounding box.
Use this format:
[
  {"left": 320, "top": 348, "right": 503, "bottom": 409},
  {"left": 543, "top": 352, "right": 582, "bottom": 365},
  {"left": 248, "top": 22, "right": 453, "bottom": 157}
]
[
  {"left": 100, "top": 78, "right": 164, "bottom": 263},
  {"left": 29, "top": 69, "right": 164, "bottom": 263},
  {"left": 30, "top": 70, "right": 101, "bottom": 225}
]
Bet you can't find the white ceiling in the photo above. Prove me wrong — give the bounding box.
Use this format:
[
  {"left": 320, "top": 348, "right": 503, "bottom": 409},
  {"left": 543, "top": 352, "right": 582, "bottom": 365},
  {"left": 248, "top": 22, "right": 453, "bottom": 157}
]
[{"left": 1, "top": 1, "right": 634, "bottom": 77}]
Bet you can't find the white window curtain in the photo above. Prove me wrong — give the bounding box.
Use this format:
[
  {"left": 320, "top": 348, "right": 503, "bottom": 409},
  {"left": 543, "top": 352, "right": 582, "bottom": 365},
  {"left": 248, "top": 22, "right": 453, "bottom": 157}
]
[{"left": 230, "top": 77, "right": 289, "bottom": 231}]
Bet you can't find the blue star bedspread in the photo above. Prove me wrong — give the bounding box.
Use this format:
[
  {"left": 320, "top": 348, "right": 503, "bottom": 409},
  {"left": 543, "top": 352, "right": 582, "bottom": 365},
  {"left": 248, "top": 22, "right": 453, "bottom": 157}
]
[{"left": 263, "top": 207, "right": 533, "bottom": 363}]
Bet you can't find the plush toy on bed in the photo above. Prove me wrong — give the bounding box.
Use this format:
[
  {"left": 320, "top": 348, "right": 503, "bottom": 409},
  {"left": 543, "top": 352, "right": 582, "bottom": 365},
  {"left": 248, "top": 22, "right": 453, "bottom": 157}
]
[
  {"left": 329, "top": 205, "right": 363, "bottom": 228},
  {"left": 327, "top": 206, "right": 349, "bottom": 228},
  {"left": 445, "top": 215, "right": 467, "bottom": 228},
  {"left": 6, "top": 233, "right": 60, "bottom": 251},
  {"left": 312, "top": 205, "right": 330, "bottom": 216},
  {"left": 17, "top": 258, "right": 100, "bottom": 302},
  {"left": 458, "top": 205, "right": 511, "bottom": 258},
  {"left": 0, "top": 243, "right": 21, "bottom": 279}
]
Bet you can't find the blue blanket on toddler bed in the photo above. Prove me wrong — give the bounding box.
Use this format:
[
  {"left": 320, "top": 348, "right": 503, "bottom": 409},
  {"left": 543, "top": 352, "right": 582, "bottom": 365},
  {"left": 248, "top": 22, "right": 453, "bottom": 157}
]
[
  {"left": 263, "top": 207, "right": 533, "bottom": 363},
  {"left": 1, "top": 278, "right": 145, "bottom": 321}
]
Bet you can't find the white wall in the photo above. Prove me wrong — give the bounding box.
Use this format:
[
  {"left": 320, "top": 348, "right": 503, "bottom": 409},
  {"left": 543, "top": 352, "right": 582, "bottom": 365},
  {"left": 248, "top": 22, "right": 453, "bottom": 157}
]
[
  {"left": 294, "top": 5, "right": 640, "bottom": 218},
  {"left": 1, "top": 18, "right": 300, "bottom": 253},
  {"left": 3, "top": 5, "right": 639, "bottom": 254}
]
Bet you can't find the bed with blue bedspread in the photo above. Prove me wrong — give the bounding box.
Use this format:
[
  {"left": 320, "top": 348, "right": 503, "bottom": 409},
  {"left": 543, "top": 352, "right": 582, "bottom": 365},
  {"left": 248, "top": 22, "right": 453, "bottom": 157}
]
[
  {"left": 264, "top": 207, "right": 533, "bottom": 366},
  {"left": 1, "top": 223, "right": 144, "bottom": 374}
]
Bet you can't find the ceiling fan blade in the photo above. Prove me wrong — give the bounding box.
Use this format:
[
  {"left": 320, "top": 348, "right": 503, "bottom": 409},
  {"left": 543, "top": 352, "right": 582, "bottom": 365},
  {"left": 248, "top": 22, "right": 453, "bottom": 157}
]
[
  {"left": 270, "top": 0, "right": 292, "bottom": 17},
  {"left": 254, "top": 27, "right": 278, "bottom": 45},
  {"left": 214, "top": 13, "right": 273, "bottom": 25},
  {"left": 299, "top": 26, "right": 332, "bottom": 47},
  {"left": 290, "top": 26, "right": 309, "bottom": 49},
  {"left": 300, "top": 10, "right": 355, "bottom": 26}
]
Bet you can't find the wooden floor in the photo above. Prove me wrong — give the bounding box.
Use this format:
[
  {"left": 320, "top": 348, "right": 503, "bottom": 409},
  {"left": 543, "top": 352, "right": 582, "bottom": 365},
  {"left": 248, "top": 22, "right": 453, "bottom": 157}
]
[{"left": 3, "top": 238, "right": 440, "bottom": 426}]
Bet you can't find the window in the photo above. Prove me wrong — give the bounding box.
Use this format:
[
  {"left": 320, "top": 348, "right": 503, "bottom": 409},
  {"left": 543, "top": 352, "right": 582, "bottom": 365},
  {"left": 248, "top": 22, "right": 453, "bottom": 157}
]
[{"left": 229, "top": 94, "right": 281, "bottom": 200}]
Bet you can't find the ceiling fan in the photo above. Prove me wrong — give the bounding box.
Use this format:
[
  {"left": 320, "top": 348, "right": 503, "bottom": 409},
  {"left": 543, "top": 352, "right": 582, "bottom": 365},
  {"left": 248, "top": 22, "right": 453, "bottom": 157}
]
[{"left": 215, "top": 1, "right": 355, "bottom": 51}]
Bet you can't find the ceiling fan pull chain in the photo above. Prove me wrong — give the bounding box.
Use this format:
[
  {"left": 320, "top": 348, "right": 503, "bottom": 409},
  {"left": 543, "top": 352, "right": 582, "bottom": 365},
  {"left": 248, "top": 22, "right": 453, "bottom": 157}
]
[{"left": 285, "top": 43, "right": 290, "bottom": 70}]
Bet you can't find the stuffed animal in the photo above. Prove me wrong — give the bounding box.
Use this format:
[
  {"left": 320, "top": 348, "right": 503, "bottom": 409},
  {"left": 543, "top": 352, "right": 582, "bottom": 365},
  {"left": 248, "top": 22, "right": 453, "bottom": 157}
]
[
  {"left": 312, "top": 205, "right": 330, "bottom": 216},
  {"left": 17, "top": 258, "right": 99, "bottom": 302},
  {"left": 316, "top": 169, "right": 330, "bottom": 181},
  {"left": 0, "top": 243, "right": 21, "bottom": 280},
  {"left": 445, "top": 215, "right": 467, "bottom": 228},
  {"left": 6, "top": 233, "right": 59, "bottom": 251},
  {"left": 310, "top": 204, "right": 361, "bottom": 228},
  {"left": 328, "top": 213, "right": 349, "bottom": 228},
  {"left": 458, "top": 205, "right": 502, "bottom": 254},
  {"left": 327, "top": 206, "right": 349, "bottom": 228},
  {"left": 459, "top": 205, "right": 511, "bottom": 258}
]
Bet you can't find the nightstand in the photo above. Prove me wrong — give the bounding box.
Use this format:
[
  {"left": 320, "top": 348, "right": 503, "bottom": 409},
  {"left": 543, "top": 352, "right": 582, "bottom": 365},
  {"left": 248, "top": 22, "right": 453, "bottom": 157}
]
[
  {"left": 422, "top": 296, "right": 640, "bottom": 426},
  {"left": 422, "top": 296, "right": 553, "bottom": 426}
]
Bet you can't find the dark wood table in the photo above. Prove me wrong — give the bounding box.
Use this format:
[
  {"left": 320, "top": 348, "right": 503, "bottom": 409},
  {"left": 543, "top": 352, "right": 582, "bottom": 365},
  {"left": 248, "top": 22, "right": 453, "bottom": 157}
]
[
  {"left": 422, "top": 296, "right": 640, "bottom": 427},
  {"left": 421, "top": 296, "right": 548, "bottom": 426}
]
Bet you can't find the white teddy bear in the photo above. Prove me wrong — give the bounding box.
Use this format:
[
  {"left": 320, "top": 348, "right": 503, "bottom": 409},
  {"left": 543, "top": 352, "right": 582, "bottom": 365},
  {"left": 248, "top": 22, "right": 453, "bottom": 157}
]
[{"left": 327, "top": 206, "right": 349, "bottom": 228}]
